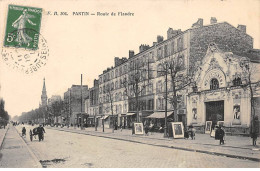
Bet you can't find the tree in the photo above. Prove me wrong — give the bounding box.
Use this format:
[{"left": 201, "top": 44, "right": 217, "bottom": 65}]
[
  {"left": 239, "top": 58, "right": 260, "bottom": 144},
  {"left": 105, "top": 83, "right": 115, "bottom": 133},
  {"left": 51, "top": 100, "right": 63, "bottom": 124},
  {"left": 0, "top": 98, "right": 10, "bottom": 125},
  {"left": 123, "top": 58, "right": 150, "bottom": 123},
  {"left": 157, "top": 55, "right": 197, "bottom": 136}
]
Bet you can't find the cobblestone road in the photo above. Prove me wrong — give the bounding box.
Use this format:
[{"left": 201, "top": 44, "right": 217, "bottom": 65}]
[{"left": 10, "top": 125, "right": 259, "bottom": 168}]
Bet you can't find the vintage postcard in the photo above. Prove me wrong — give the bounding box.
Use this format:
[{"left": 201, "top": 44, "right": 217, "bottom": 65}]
[{"left": 0, "top": 0, "right": 259, "bottom": 168}]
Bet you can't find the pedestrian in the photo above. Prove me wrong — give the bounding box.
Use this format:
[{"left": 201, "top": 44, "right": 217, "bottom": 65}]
[
  {"left": 190, "top": 125, "right": 196, "bottom": 140},
  {"left": 184, "top": 127, "right": 189, "bottom": 139},
  {"left": 216, "top": 125, "right": 225, "bottom": 145},
  {"left": 120, "top": 124, "right": 123, "bottom": 132},
  {"left": 37, "top": 125, "right": 45, "bottom": 142},
  {"left": 251, "top": 131, "right": 257, "bottom": 146},
  {"left": 22, "top": 127, "right": 26, "bottom": 137},
  {"left": 251, "top": 116, "right": 259, "bottom": 146},
  {"left": 145, "top": 124, "right": 149, "bottom": 136}
]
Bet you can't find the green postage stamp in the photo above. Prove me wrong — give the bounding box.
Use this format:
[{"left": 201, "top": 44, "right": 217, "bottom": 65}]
[{"left": 4, "top": 5, "right": 42, "bottom": 50}]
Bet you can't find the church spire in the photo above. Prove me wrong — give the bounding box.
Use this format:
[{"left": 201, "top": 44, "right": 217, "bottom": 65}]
[
  {"left": 42, "top": 77, "right": 46, "bottom": 93},
  {"left": 41, "top": 77, "right": 47, "bottom": 107}
]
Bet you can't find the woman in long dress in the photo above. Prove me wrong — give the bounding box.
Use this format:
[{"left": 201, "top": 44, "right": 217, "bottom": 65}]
[{"left": 12, "top": 9, "right": 36, "bottom": 46}]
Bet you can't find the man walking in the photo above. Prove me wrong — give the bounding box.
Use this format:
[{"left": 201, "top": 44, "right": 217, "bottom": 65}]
[
  {"left": 37, "top": 125, "right": 45, "bottom": 142},
  {"left": 216, "top": 126, "right": 225, "bottom": 145},
  {"left": 251, "top": 116, "right": 259, "bottom": 146}
]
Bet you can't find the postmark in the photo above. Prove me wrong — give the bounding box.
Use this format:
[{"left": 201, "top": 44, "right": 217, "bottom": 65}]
[
  {"left": 4, "top": 5, "right": 42, "bottom": 50},
  {"left": 1, "top": 30, "right": 49, "bottom": 74}
]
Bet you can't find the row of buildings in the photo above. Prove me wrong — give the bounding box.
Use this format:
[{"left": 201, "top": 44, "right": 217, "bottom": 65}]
[{"left": 36, "top": 17, "right": 260, "bottom": 133}]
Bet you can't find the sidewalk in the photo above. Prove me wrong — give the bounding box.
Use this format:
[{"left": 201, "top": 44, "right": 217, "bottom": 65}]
[
  {"left": 0, "top": 125, "right": 42, "bottom": 168},
  {"left": 0, "top": 124, "right": 9, "bottom": 149},
  {"left": 48, "top": 126, "right": 260, "bottom": 162}
]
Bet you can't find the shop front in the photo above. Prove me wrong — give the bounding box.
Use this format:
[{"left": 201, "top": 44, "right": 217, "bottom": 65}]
[
  {"left": 126, "top": 112, "right": 136, "bottom": 128},
  {"left": 76, "top": 113, "right": 89, "bottom": 127}
]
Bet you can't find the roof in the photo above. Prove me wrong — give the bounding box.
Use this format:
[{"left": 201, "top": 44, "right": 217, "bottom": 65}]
[{"left": 233, "top": 49, "right": 260, "bottom": 63}]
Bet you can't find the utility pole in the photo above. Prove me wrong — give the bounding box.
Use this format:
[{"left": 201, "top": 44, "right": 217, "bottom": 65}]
[
  {"left": 164, "top": 63, "right": 168, "bottom": 138},
  {"left": 81, "top": 74, "right": 83, "bottom": 130}
]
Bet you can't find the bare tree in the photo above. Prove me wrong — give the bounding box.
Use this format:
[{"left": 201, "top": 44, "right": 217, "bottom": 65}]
[
  {"left": 239, "top": 58, "right": 260, "bottom": 144},
  {"left": 51, "top": 100, "right": 64, "bottom": 124},
  {"left": 123, "top": 59, "right": 150, "bottom": 123},
  {"left": 159, "top": 55, "right": 197, "bottom": 123}
]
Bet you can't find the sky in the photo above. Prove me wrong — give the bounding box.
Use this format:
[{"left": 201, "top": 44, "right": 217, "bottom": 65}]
[{"left": 0, "top": 0, "right": 259, "bottom": 118}]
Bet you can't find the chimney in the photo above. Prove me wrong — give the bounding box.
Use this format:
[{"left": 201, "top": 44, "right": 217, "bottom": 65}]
[
  {"left": 192, "top": 18, "right": 203, "bottom": 28},
  {"left": 237, "top": 25, "right": 246, "bottom": 33},
  {"left": 94, "top": 79, "right": 99, "bottom": 86},
  {"left": 129, "top": 50, "right": 135, "bottom": 58},
  {"left": 139, "top": 44, "right": 150, "bottom": 53},
  {"left": 210, "top": 17, "right": 217, "bottom": 24},
  {"left": 167, "top": 28, "right": 182, "bottom": 39},
  {"left": 157, "top": 35, "right": 164, "bottom": 43},
  {"left": 114, "top": 57, "right": 120, "bottom": 67},
  {"left": 153, "top": 42, "right": 157, "bottom": 46},
  {"left": 167, "top": 28, "right": 174, "bottom": 39}
]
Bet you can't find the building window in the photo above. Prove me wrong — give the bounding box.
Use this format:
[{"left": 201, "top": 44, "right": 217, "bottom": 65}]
[
  {"left": 157, "top": 47, "right": 162, "bottom": 60},
  {"left": 210, "top": 78, "right": 219, "bottom": 90},
  {"left": 118, "top": 92, "right": 122, "bottom": 101},
  {"left": 111, "top": 71, "right": 114, "bottom": 79},
  {"left": 115, "top": 69, "right": 118, "bottom": 77},
  {"left": 124, "top": 65, "right": 127, "bottom": 73},
  {"left": 111, "top": 82, "right": 114, "bottom": 90},
  {"left": 156, "top": 81, "right": 163, "bottom": 93},
  {"left": 157, "top": 64, "right": 164, "bottom": 77},
  {"left": 164, "top": 44, "right": 168, "bottom": 57},
  {"left": 115, "top": 81, "right": 118, "bottom": 89},
  {"left": 171, "top": 41, "right": 175, "bottom": 55},
  {"left": 147, "top": 83, "right": 153, "bottom": 94},
  {"left": 177, "top": 54, "right": 185, "bottom": 69},
  {"left": 177, "top": 37, "right": 183, "bottom": 51},
  {"left": 119, "top": 67, "right": 122, "bottom": 76},
  {"left": 148, "top": 99, "right": 154, "bottom": 110},
  {"left": 233, "top": 77, "right": 242, "bottom": 86}
]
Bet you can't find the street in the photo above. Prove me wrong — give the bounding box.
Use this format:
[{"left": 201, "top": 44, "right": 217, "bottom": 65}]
[{"left": 0, "top": 125, "right": 259, "bottom": 168}]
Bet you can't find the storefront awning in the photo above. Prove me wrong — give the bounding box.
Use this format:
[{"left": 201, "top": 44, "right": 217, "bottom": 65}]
[
  {"left": 101, "top": 115, "right": 109, "bottom": 120},
  {"left": 126, "top": 112, "right": 136, "bottom": 116},
  {"left": 76, "top": 112, "right": 89, "bottom": 117},
  {"left": 146, "top": 111, "right": 173, "bottom": 119}
]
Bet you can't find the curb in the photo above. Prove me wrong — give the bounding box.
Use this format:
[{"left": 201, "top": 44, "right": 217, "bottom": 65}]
[
  {"left": 0, "top": 124, "right": 9, "bottom": 150},
  {"left": 14, "top": 126, "right": 42, "bottom": 168},
  {"left": 48, "top": 127, "right": 260, "bottom": 163}
]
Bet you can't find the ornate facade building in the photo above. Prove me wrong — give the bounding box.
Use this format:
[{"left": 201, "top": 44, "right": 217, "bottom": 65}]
[{"left": 187, "top": 43, "right": 260, "bottom": 133}]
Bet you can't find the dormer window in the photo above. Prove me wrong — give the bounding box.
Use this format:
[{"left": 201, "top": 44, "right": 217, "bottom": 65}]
[{"left": 210, "top": 78, "right": 219, "bottom": 90}]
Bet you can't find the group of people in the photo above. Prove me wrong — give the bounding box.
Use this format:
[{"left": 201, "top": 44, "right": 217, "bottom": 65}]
[
  {"left": 144, "top": 122, "right": 163, "bottom": 136},
  {"left": 184, "top": 125, "right": 196, "bottom": 140},
  {"left": 21, "top": 125, "right": 46, "bottom": 142}
]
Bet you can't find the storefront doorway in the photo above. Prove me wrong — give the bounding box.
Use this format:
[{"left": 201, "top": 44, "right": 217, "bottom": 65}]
[{"left": 205, "top": 100, "right": 224, "bottom": 126}]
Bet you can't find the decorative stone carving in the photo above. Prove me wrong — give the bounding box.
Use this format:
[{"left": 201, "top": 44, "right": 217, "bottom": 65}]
[
  {"left": 204, "top": 91, "right": 225, "bottom": 101},
  {"left": 207, "top": 58, "right": 223, "bottom": 72}
]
